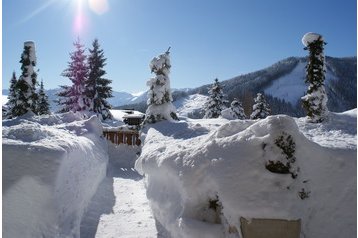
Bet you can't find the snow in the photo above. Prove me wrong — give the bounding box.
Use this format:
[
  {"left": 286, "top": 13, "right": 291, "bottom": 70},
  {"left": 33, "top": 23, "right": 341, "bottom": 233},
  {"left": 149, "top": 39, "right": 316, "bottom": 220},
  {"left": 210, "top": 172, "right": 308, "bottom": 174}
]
[
  {"left": 302, "top": 32, "right": 324, "bottom": 46},
  {"left": 3, "top": 112, "right": 108, "bottom": 238},
  {"left": 3, "top": 90, "right": 356, "bottom": 238},
  {"left": 136, "top": 110, "right": 356, "bottom": 238},
  {"left": 264, "top": 61, "right": 337, "bottom": 106},
  {"left": 80, "top": 144, "right": 157, "bottom": 238},
  {"left": 174, "top": 94, "right": 208, "bottom": 118}
]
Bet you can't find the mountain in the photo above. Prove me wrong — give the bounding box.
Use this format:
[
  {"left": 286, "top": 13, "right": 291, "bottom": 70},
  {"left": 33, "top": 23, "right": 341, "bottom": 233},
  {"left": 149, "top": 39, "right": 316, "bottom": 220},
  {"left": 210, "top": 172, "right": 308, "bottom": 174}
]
[
  {"left": 2, "top": 89, "right": 147, "bottom": 112},
  {"left": 189, "top": 56, "right": 357, "bottom": 116},
  {"left": 3, "top": 56, "right": 356, "bottom": 116}
]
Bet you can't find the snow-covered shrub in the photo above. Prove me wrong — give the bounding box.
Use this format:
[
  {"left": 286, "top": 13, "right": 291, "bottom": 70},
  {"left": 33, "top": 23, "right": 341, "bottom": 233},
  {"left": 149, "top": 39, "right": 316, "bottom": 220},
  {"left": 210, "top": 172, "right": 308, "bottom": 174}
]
[
  {"left": 37, "top": 79, "right": 50, "bottom": 115},
  {"left": 301, "top": 32, "right": 328, "bottom": 123},
  {"left": 145, "top": 48, "right": 178, "bottom": 123},
  {"left": 250, "top": 93, "right": 270, "bottom": 119},
  {"left": 221, "top": 98, "right": 246, "bottom": 120},
  {"left": 266, "top": 132, "right": 298, "bottom": 179}
]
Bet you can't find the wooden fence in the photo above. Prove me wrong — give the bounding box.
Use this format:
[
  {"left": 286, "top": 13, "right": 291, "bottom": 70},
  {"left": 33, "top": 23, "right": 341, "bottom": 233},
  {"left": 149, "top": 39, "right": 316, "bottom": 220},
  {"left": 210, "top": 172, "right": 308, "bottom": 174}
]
[{"left": 103, "top": 130, "right": 141, "bottom": 146}]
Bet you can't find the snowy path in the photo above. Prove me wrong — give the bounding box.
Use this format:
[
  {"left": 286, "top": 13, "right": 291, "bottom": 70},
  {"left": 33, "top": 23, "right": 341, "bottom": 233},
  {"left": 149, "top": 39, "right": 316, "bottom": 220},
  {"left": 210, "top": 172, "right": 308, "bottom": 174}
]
[{"left": 80, "top": 163, "right": 158, "bottom": 238}]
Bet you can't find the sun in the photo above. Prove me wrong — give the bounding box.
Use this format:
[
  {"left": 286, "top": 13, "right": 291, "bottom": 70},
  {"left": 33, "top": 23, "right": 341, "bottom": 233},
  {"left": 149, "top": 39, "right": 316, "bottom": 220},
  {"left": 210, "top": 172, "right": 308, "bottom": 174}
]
[{"left": 88, "top": 0, "right": 109, "bottom": 15}]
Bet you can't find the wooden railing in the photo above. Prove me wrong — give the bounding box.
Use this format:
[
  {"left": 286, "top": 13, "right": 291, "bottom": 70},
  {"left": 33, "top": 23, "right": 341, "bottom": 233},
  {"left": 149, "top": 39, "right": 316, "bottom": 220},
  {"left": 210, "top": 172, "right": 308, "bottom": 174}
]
[{"left": 103, "top": 130, "right": 141, "bottom": 146}]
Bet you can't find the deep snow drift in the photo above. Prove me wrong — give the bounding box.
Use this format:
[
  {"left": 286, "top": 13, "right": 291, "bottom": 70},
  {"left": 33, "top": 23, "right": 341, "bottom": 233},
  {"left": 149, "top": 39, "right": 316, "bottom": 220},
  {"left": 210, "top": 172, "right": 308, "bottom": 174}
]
[
  {"left": 136, "top": 110, "right": 356, "bottom": 238},
  {"left": 3, "top": 112, "right": 108, "bottom": 238}
]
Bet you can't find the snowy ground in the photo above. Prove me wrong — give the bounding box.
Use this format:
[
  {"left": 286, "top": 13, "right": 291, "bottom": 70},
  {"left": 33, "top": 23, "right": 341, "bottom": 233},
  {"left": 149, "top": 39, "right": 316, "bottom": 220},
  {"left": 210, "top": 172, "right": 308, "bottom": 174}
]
[
  {"left": 80, "top": 144, "right": 158, "bottom": 238},
  {"left": 3, "top": 107, "right": 356, "bottom": 238}
]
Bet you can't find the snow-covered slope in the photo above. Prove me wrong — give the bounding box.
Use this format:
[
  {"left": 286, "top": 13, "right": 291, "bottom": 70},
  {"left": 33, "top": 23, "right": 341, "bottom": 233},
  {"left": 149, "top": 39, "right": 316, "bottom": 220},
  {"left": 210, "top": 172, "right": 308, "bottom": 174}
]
[
  {"left": 3, "top": 112, "right": 108, "bottom": 238},
  {"left": 174, "top": 94, "right": 209, "bottom": 118},
  {"left": 264, "top": 61, "right": 337, "bottom": 105},
  {"left": 136, "top": 111, "right": 356, "bottom": 238}
]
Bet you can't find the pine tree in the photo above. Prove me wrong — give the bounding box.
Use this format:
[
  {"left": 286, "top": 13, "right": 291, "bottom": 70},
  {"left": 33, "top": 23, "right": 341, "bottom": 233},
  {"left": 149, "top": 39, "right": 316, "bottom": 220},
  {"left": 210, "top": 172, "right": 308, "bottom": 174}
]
[
  {"left": 203, "top": 78, "right": 227, "bottom": 119},
  {"left": 13, "top": 41, "right": 39, "bottom": 116},
  {"left": 37, "top": 79, "right": 50, "bottom": 115},
  {"left": 57, "top": 39, "right": 90, "bottom": 113},
  {"left": 301, "top": 32, "right": 328, "bottom": 123},
  {"left": 86, "top": 39, "right": 113, "bottom": 120},
  {"left": 5, "top": 71, "right": 19, "bottom": 118},
  {"left": 145, "top": 47, "right": 178, "bottom": 123},
  {"left": 250, "top": 93, "right": 271, "bottom": 119},
  {"left": 229, "top": 98, "right": 246, "bottom": 119}
]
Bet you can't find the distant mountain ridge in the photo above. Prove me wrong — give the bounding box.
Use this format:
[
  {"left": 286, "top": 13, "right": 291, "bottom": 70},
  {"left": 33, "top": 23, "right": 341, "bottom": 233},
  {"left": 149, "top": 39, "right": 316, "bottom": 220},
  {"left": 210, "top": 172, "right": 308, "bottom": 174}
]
[
  {"left": 189, "top": 56, "right": 356, "bottom": 116},
  {"left": 3, "top": 56, "right": 356, "bottom": 116}
]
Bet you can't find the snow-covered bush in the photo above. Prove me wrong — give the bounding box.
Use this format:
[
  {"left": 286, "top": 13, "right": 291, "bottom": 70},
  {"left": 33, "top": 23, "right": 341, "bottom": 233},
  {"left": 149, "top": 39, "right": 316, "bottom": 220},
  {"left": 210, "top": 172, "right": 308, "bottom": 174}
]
[
  {"left": 250, "top": 93, "right": 270, "bottom": 119},
  {"left": 301, "top": 32, "right": 328, "bottom": 123},
  {"left": 203, "top": 78, "right": 227, "bottom": 119},
  {"left": 145, "top": 48, "right": 178, "bottom": 123},
  {"left": 265, "top": 132, "right": 298, "bottom": 179},
  {"left": 3, "top": 112, "right": 108, "bottom": 238},
  {"left": 221, "top": 98, "right": 246, "bottom": 120}
]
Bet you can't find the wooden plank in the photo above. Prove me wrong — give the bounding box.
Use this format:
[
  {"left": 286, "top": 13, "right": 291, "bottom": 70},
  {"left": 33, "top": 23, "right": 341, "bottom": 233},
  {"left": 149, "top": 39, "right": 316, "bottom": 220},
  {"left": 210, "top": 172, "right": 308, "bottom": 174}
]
[{"left": 240, "top": 217, "right": 301, "bottom": 238}]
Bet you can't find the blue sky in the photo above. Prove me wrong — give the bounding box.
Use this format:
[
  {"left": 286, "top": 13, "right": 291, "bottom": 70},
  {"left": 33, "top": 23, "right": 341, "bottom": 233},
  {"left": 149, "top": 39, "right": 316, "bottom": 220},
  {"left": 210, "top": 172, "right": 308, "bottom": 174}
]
[{"left": 3, "top": 0, "right": 357, "bottom": 93}]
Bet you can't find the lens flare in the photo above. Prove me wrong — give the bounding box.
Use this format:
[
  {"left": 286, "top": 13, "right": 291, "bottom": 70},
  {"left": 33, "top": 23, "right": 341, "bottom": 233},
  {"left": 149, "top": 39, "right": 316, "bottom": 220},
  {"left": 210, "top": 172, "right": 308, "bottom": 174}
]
[
  {"left": 73, "top": 0, "right": 89, "bottom": 35},
  {"left": 88, "top": 0, "right": 109, "bottom": 15}
]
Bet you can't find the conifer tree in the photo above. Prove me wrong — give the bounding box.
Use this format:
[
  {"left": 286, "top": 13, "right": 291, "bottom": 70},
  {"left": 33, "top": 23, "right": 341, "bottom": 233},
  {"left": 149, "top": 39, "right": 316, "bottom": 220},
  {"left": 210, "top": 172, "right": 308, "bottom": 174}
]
[
  {"left": 229, "top": 98, "right": 246, "bottom": 119},
  {"left": 57, "top": 39, "right": 90, "bottom": 113},
  {"left": 37, "top": 79, "right": 50, "bottom": 115},
  {"left": 145, "top": 48, "right": 178, "bottom": 123},
  {"left": 203, "top": 78, "right": 227, "bottom": 119},
  {"left": 301, "top": 32, "right": 328, "bottom": 123},
  {"left": 13, "top": 41, "right": 39, "bottom": 116},
  {"left": 86, "top": 39, "right": 113, "bottom": 120},
  {"left": 250, "top": 93, "right": 271, "bottom": 119},
  {"left": 5, "top": 71, "right": 19, "bottom": 118}
]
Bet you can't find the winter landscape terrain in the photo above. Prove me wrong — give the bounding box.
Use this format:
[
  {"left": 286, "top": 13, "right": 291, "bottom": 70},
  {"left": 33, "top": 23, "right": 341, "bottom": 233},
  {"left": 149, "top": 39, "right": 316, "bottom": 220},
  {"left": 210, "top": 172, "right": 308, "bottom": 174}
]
[{"left": 3, "top": 100, "right": 356, "bottom": 237}]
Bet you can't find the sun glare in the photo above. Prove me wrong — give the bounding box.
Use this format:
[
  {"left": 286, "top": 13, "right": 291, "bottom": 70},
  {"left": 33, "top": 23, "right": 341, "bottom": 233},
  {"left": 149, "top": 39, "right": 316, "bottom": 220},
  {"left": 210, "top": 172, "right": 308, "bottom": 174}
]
[{"left": 89, "top": 0, "right": 109, "bottom": 15}]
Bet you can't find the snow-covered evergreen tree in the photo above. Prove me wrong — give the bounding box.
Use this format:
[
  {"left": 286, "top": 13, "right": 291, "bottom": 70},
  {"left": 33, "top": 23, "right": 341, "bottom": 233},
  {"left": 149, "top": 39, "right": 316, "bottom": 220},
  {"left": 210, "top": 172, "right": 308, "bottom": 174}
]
[
  {"left": 145, "top": 48, "right": 178, "bottom": 123},
  {"left": 229, "top": 98, "right": 246, "bottom": 119},
  {"left": 37, "top": 79, "right": 50, "bottom": 115},
  {"left": 86, "top": 39, "right": 113, "bottom": 120},
  {"left": 13, "top": 41, "right": 39, "bottom": 116},
  {"left": 301, "top": 32, "right": 328, "bottom": 123},
  {"left": 57, "top": 39, "right": 90, "bottom": 113},
  {"left": 203, "top": 78, "right": 227, "bottom": 119},
  {"left": 5, "top": 71, "right": 19, "bottom": 118},
  {"left": 250, "top": 93, "right": 271, "bottom": 119}
]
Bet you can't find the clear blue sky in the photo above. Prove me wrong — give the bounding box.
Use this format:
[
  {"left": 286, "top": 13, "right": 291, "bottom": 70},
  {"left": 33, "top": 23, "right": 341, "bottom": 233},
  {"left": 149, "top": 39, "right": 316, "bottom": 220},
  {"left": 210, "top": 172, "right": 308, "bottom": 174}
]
[{"left": 3, "top": 0, "right": 357, "bottom": 93}]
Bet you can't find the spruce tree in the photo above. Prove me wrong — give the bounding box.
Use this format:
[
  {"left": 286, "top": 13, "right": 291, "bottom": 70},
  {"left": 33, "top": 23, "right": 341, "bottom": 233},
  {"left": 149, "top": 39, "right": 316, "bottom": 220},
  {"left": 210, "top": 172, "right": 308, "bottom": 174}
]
[
  {"left": 86, "top": 39, "right": 113, "bottom": 120},
  {"left": 203, "top": 78, "right": 227, "bottom": 119},
  {"left": 57, "top": 39, "right": 90, "bottom": 113},
  {"left": 301, "top": 32, "right": 328, "bottom": 123},
  {"left": 145, "top": 48, "right": 178, "bottom": 123},
  {"left": 230, "top": 98, "right": 246, "bottom": 119},
  {"left": 37, "top": 79, "right": 50, "bottom": 115},
  {"left": 5, "top": 71, "right": 19, "bottom": 118},
  {"left": 250, "top": 93, "right": 271, "bottom": 119},
  {"left": 14, "top": 41, "right": 39, "bottom": 116}
]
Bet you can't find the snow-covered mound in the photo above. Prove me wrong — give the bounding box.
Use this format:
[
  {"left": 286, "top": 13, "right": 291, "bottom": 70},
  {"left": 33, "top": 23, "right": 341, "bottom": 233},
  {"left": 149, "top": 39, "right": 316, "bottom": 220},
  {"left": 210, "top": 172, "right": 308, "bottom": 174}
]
[
  {"left": 136, "top": 112, "right": 356, "bottom": 238},
  {"left": 174, "top": 94, "right": 208, "bottom": 118},
  {"left": 3, "top": 112, "right": 108, "bottom": 238}
]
